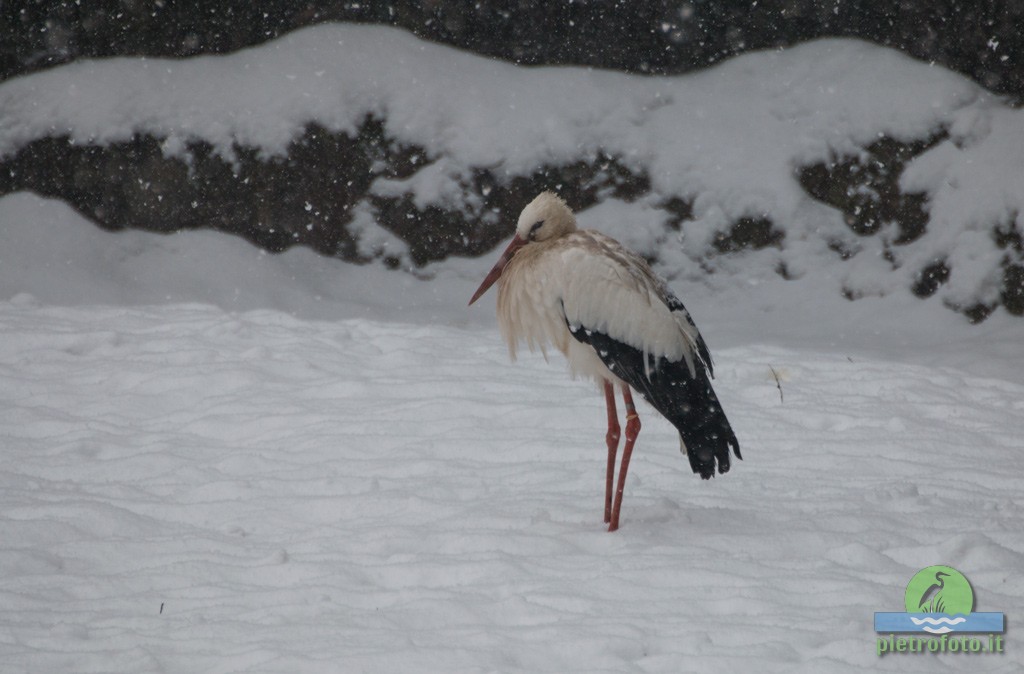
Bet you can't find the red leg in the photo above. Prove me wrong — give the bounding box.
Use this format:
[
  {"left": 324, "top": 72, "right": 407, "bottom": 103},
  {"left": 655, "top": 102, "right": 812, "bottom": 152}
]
[
  {"left": 603, "top": 380, "right": 620, "bottom": 524},
  {"left": 608, "top": 385, "right": 641, "bottom": 532}
]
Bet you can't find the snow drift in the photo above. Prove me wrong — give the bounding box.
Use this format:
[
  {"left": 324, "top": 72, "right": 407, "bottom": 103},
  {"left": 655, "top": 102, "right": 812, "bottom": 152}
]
[{"left": 1, "top": 24, "right": 1023, "bottom": 319}]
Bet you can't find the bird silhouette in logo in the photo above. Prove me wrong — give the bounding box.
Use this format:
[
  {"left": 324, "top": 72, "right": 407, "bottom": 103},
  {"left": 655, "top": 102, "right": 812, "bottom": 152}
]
[{"left": 916, "top": 570, "right": 950, "bottom": 613}]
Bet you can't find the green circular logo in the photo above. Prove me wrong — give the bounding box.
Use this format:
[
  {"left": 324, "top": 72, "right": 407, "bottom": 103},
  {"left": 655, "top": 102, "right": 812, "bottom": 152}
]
[{"left": 905, "top": 565, "right": 974, "bottom": 614}]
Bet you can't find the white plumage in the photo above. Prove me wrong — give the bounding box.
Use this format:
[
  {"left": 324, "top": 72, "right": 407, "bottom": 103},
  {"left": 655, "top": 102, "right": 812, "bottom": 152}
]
[
  {"left": 498, "top": 229, "right": 705, "bottom": 380},
  {"left": 470, "top": 192, "right": 740, "bottom": 531}
]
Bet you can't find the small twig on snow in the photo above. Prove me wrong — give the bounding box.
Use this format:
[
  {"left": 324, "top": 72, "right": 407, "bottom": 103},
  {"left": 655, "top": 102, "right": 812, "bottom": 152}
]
[{"left": 769, "top": 365, "right": 784, "bottom": 404}]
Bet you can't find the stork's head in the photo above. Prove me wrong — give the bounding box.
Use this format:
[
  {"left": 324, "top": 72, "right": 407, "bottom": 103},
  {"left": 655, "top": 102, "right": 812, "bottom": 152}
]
[
  {"left": 469, "top": 192, "right": 577, "bottom": 305},
  {"left": 515, "top": 191, "right": 577, "bottom": 243}
]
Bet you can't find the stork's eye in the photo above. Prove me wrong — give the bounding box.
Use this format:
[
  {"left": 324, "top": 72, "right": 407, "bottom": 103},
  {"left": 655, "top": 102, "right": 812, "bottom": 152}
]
[{"left": 528, "top": 220, "right": 544, "bottom": 240}]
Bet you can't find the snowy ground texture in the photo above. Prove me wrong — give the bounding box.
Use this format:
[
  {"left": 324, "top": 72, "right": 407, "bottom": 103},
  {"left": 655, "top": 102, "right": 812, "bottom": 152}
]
[
  {"left": 2, "top": 23, "right": 1024, "bottom": 673},
  {"left": 2, "top": 194, "right": 1024, "bottom": 673}
]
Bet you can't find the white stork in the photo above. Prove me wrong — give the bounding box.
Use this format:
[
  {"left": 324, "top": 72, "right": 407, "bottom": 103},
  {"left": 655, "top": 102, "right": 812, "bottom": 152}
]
[{"left": 469, "top": 192, "right": 741, "bottom": 531}]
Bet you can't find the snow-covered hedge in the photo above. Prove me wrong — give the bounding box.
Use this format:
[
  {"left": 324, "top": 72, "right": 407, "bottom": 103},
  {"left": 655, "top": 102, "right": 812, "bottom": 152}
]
[{"left": 1, "top": 24, "right": 1022, "bottom": 320}]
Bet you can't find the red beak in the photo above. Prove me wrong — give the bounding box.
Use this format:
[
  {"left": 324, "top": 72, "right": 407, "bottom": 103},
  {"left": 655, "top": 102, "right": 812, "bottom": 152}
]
[{"left": 468, "top": 234, "right": 527, "bottom": 306}]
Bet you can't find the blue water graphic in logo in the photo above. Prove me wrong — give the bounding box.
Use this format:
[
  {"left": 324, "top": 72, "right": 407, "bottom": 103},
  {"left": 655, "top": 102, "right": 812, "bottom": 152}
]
[{"left": 874, "top": 612, "right": 1004, "bottom": 634}]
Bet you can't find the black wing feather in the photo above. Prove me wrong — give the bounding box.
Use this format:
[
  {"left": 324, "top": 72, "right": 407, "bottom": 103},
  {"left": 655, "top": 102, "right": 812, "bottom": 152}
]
[{"left": 566, "top": 318, "right": 741, "bottom": 479}]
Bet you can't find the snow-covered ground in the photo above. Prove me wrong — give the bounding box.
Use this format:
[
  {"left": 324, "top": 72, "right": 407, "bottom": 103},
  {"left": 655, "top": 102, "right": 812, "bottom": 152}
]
[
  {"left": 2, "top": 193, "right": 1023, "bottom": 672},
  {"left": 1, "top": 23, "right": 1023, "bottom": 673}
]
